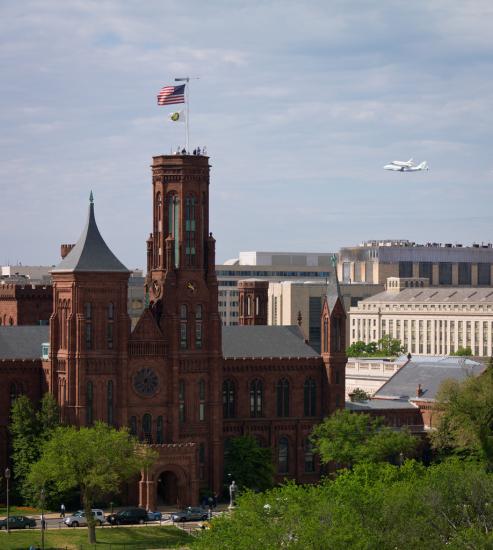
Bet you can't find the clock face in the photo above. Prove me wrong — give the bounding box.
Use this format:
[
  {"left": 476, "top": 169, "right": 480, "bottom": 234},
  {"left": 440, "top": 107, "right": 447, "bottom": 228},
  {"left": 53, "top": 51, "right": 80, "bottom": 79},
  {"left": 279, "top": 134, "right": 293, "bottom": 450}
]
[
  {"left": 133, "top": 368, "right": 159, "bottom": 396},
  {"left": 186, "top": 280, "right": 197, "bottom": 294},
  {"left": 152, "top": 280, "right": 161, "bottom": 298}
]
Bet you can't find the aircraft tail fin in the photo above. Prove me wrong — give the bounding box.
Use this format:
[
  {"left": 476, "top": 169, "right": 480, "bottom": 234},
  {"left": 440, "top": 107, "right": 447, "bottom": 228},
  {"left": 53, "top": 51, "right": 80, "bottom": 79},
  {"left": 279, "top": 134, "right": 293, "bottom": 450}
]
[{"left": 418, "top": 161, "right": 428, "bottom": 170}]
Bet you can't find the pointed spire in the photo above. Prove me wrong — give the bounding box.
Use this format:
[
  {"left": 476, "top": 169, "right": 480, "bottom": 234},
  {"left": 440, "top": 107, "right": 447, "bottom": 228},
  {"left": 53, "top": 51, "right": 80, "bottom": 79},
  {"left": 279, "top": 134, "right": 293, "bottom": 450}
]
[
  {"left": 52, "top": 196, "right": 129, "bottom": 274},
  {"left": 331, "top": 254, "right": 341, "bottom": 297}
]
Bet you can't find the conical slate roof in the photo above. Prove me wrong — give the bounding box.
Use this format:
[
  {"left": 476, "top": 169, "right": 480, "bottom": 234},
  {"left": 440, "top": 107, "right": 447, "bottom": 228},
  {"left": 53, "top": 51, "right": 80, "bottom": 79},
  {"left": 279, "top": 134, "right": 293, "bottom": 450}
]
[
  {"left": 325, "top": 255, "right": 344, "bottom": 313},
  {"left": 52, "top": 193, "right": 129, "bottom": 273}
]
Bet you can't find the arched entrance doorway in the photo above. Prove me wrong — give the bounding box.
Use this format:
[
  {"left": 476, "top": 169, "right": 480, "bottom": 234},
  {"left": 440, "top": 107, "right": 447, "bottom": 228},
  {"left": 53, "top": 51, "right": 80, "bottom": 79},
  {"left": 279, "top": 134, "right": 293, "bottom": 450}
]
[{"left": 157, "top": 471, "right": 179, "bottom": 505}]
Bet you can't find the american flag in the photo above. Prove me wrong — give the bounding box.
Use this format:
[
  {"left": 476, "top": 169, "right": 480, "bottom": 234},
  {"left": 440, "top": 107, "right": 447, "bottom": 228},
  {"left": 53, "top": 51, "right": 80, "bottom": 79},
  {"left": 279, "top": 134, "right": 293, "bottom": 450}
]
[{"left": 157, "top": 84, "right": 186, "bottom": 106}]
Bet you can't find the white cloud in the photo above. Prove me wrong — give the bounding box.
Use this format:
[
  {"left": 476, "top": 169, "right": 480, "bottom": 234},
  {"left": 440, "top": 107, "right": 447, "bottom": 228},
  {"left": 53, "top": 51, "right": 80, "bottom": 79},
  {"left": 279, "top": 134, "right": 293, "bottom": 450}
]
[{"left": 0, "top": 1, "right": 492, "bottom": 264}]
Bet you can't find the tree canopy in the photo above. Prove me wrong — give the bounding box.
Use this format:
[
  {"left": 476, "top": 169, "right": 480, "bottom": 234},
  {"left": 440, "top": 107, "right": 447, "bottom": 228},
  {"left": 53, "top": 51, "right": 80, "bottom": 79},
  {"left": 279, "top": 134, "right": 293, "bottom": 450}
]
[
  {"left": 346, "top": 335, "right": 404, "bottom": 358},
  {"left": 10, "top": 393, "right": 60, "bottom": 502},
  {"left": 450, "top": 346, "right": 473, "bottom": 356},
  {"left": 431, "top": 360, "right": 493, "bottom": 470},
  {"left": 224, "top": 435, "right": 274, "bottom": 493},
  {"left": 193, "top": 459, "right": 493, "bottom": 550},
  {"left": 28, "top": 422, "right": 153, "bottom": 544},
  {"left": 311, "top": 409, "right": 418, "bottom": 467}
]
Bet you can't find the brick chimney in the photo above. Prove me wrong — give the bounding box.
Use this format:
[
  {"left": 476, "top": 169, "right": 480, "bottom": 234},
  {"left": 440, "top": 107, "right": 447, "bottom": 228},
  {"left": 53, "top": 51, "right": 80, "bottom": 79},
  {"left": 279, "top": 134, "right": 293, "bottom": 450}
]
[
  {"left": 416, "top": 384, "right": 424, "bottom": 398},
  {"left": 60, "top": 244, "right": 75, "bottom": 259}
]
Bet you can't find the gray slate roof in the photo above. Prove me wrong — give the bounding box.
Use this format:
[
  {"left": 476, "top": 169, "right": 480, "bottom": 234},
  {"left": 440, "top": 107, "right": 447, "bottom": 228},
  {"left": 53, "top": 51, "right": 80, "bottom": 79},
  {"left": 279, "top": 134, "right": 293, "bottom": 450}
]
[
  {"left": 346, "top": 399, "right": 417, "bottom": 411},
  {"left": 374, "top": 356, "right": 485, "bottom": 402},
  {"left": 361, "top": 287, "right": 493, "bottom": 304},
  {"left": 222, "top": 325, "right": 320, "bottom": 359},
  {"left": 0, "top": 326, "right": 49, "bottom": 360},
  {"left": 52, "top": 198, "right": 129, "bottom": 273}
]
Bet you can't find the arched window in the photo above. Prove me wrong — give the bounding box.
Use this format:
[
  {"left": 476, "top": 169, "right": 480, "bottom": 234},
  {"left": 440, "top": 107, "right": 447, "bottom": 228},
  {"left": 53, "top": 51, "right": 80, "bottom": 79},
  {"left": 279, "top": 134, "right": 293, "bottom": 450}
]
[
  {"left": 179, "top": 380, "right": 185, "bottom": 422},
  {"left": 304, "top": 438, "right": 315, "bottom": 473},
  {"left": 156, "top": 416, "right": 163, "bottom": 444},
  {"left": 10, "top": 382, "right": 22, "bottom": 405},
  {"left": 167, "top": 194, "right": 180, "bottom": 268},
  {"left": 156, "top": 192, "right": 162, "bottom": 222},
  {"left": 107, "top": 303, "right": 114, "bottom": 349},
  {"left": 195, "top": 305, "right": 203, "bottom": 349},
  {"left": 142, "top": 413, "right": 152, "bottom": 443},
  {"left": 130, "top": 416, "right": 137, "bottom": 436},
  {"left": 185, "top": 195, "right": 197, "bottom": 266},
  {"left": 8, "top": 317, "right": 13, "bottom": 326},
  {"left": 303, "top": 378, "right": 316, "bottom": 417},
  {"left": 250, "top": 379, "right": 263, "bottom": 418},
  {"left": 331, "top": 318, "right": 342, "bottom": 352},
  {"left": 86, "top": 381, "right": 93, "bottom": 425},
  {"left": 323, "top": 317, "right": 328, "bottom": 353},
  {"left": 198, "top": 379, "right": 206, "bottom": 421},
  {"left": 276, "top": 378, "right": 290, "bottom": 417},
  {"left": 222, "top": 380, "right": 236, "bottom": 419},
  {"left": 107, "top": 380, "right": 114, "bottom": 426},
  {"left": 278, "top": 437, "right": 289, "bottom": 474},
  {"left": 84, "top": 303, "right": 92, "bottom": 350},
  {"left": 180, "top": 305, "right": 188, "bottom": 349}
]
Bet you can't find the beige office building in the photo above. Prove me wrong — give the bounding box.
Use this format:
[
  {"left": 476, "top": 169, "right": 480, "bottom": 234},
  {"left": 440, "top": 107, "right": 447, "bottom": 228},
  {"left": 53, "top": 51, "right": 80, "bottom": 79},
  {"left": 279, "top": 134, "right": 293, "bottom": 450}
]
[
  {"left": 217, "top": 251, "right": 335, "bottom": 326},
  {"left": 350, "top": 277, "right": 493, "bottom": 356},
  {"left": 269, "top": 280, "right": 384, "bottom": 353},
  {"left": 338, "top": 240, "right": 493, "bottom": 286}
]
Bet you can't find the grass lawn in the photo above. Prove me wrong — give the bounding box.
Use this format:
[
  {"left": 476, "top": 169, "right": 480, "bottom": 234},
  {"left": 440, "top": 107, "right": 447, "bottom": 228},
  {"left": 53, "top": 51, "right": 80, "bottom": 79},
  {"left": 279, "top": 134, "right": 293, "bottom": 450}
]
[{"left": 0, "top": 525, "right": 192, "bottom": 549}]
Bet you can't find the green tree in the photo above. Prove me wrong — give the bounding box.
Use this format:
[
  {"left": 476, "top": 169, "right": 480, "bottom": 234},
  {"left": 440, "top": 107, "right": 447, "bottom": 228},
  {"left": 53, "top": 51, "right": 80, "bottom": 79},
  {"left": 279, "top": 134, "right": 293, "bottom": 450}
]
[
  {"left": 431, "top": 361, "right": 493, "bottom": 469},
  {"left": 10, "top": 393, "right": 60, "bottom": 503},
  {"left": 224, "top": 435, "right": 274, "bottom": 492},
  {"left": 10, "top": 395, "right": 39, "bottom": 499},
  {"left": 192, "top": 460, "right": 493, "bottom": 550},
  {"left": 346, "top": 341, "right": 368, "bottom": 357},
  {"left": 365, "top": 341, "right": 378, "bottom": 354},
  {"left": 28, "top": 422, "right": 153, "bottom": 544},
  {"left": 450, "top": 346, "right": 473, "bottom": 356},
  {"left": 311, "top": 409, "right": 418, "bottom": 467},
  {"left": 377, "top": 334, "right": 404, "bottom": 356},
  {"left": 349, "top": 387, "right": 371, "bottom": 402}
]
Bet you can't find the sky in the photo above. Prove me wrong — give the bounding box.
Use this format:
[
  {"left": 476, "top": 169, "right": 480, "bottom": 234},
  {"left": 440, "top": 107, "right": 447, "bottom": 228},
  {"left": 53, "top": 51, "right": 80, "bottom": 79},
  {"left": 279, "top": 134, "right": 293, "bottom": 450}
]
[{"left": 1, "top": 1, "right": 493, "bottom": 270}]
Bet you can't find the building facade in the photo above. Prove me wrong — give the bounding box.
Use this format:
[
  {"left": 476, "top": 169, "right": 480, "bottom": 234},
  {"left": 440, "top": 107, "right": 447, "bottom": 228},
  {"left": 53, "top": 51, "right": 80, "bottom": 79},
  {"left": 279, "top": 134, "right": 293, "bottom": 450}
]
[
  {"left": 268, "top": 280, "right": 384, "bottom": 353},
  {"left": 217, "top": 252, "right": 334, "bottom": 325},
  {"left": 345, "top": 357, "right": 403, "bottom": 398},
  {"left": 0, "top": 284, "right": 52, "bottom": 326},
  {"left": 338, "top": 239, "right": 493, "bottom": 286},
  {"left": 0, "top": 153, "right": 347, "bottom": 508},
  {"left": 350, "top": 279, "right": 493, "bottom": 356}
]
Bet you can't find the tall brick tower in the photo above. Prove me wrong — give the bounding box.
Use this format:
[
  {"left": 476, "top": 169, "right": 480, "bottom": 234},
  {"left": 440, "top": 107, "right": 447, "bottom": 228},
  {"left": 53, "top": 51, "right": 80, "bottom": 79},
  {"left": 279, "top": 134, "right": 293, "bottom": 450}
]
[
  {"left": 48, "top": 193, "right": 130, "bottom": 426},
  {"left": 145, "top": 154, "right": 223, "bottom": 496}
]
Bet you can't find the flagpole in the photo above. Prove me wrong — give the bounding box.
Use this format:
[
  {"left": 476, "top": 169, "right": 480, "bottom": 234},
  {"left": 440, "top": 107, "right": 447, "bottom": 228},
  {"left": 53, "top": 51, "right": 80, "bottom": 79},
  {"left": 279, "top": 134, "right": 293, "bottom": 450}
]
[{"left": 175, "top": 77, "right": 199, "bottom": 153}]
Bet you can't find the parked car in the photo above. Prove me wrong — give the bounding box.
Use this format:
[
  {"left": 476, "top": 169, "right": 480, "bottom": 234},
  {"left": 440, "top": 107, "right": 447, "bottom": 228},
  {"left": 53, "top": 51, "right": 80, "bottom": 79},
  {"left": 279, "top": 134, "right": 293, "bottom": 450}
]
[
  {"left": 147, "top": 510, "right": 163, "bottom": 521},
  {"left": 64, "top": 509, "right": 105, "bottom": 527},
  {"left": 171, "top": 507, "right": 208, "bottom": 522},
  {"left": 106, "top": 508, "right": 148, "bottom": 525},
  {"left": 0, "top": 515, "right": 36, "bottom": 529}
]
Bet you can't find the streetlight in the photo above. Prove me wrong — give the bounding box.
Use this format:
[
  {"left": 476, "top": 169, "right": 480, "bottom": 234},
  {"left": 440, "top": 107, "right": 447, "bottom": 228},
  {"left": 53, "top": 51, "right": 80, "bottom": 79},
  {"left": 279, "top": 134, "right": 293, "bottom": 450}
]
[
  {"left": 40, "top": 487, "right": 46, "bottom": 550},
  {"left": 4, "top": 468, "right": 10, "bottom": 534}
]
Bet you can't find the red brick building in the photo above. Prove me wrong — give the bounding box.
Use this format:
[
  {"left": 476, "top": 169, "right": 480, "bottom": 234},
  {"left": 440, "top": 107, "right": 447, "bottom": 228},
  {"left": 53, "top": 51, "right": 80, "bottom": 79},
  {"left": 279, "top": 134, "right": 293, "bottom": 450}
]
[
  {"left": 0, "top": 284, "right": 52, "bottom": 326},
  {"left": 0, "top": 153, "right": 347, "bottom": 508}
]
